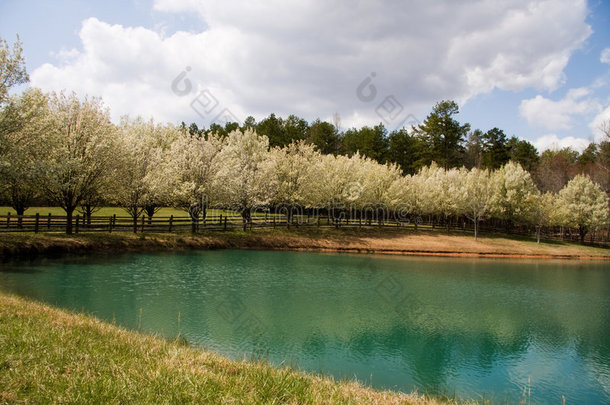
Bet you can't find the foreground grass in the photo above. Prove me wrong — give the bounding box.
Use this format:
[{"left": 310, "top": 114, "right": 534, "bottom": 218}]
[
  {"left": 0, "top": 292, "right": 462, "bottom": 404},
  {"left": 0, "top": 227, "right": 608, "bottom": 259}
]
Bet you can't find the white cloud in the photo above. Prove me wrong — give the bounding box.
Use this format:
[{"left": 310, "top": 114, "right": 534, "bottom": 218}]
[
  {"left": 601, "top": 48, "right": 610, "bottom": 64},
  {"left": 31, "top": 1, "right": 592, "bottom": 127},
  {"left": 519, "top": 88, "right": 598, "bottom": 131},
  {"left": 533, "top": 133, "right": 592, "bottom": 153},
  {"left": 589, "top": 105, "right": 610, "bottom": 141}
]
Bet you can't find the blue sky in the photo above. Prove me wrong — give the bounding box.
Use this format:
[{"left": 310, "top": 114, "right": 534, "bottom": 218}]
[{"left": 2, "top": 0, "right": 609, "bottom": 152}]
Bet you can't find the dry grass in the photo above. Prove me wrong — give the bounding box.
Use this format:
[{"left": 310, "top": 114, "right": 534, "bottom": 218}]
[
  {"left": 265, "top": 228, "right": 609, "bottom": 258},
  {"left": 0, "top": 227, "right": 608, "bottom": 259},
  {"left": 0, "top": 292, "right": 468, "bottom": 404}
]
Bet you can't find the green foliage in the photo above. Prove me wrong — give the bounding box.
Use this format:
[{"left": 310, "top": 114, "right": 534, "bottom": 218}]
[
  {"left": 387, "top": 128, "right": 425, "bottom": 174},
  {"left": 256, "top": 113, "right": 309, "bottom": 147},
  {"left": 481, "top": 127, "right": 510, "bottom": 170},
  {"left": 256, "top": 113, "right": 285, "bottom": 147},
  {"left": 413, "top": 100, "right": 470, "bottom": 169},
  {"left": 342, "top": 123, "right": 388, "bottom": 163},
  {"left": 306, "top": 119, "right": 341, "bottom": 155},
  {"left": 464, "top": 129, "right": 484, "bottom": 169},
  {"left": 578, "top": 143, "right": 598, "bottom": 165},
  {"left": 507, "top": 137, "right": 539, "bottom": 172}
]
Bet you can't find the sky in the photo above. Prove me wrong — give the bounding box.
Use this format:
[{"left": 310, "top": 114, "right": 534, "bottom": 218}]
[{"left": 1, "top": 0, "right": 610, "bottom": 152}]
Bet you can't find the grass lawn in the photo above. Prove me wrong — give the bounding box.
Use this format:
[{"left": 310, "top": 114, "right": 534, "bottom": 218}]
[
  {"left": 0, "top": 206, "right": 296, "bottom": 219},
  {"left": 0, "top": 292, "right": 461, "bottom": 404},
  {"left": 0, "top": 206, "right": 237, "bottom": 217}
]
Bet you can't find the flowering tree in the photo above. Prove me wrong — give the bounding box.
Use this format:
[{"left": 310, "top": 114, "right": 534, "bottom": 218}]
[
  {"left": 114, "top": 117, "right": 173, "bottom": 231},
  {"left": 271, "top": 141, "right": 320, "bottom": 224},
  {"left": 435, "top": 166, "right": 466, "bottom": 230},
  {"left": 558, "top": 175, "right": 609, "bottom": 242},
  {"left": 0, "top": 88, "right": 50, "bottom": 222},
  {"left": 162, "top": 129, "right": 222, "bottom": 231},
  {"left": 461, "top": 168, "right": 494, "bottom": 240},
  {"left": 490, "top": 161, "right": 539, "bottom": 228},
  {"left": 40, "top": 92, "right": 119, "bottom": 234},
  {"left": 309, "top": 153, "right": 367, "bottom": 225},
  {"left": 412, "top": 163, "right": 462, "bottom": 227},
  {"left": 412, "top": 163, "right": 440, "bottom": 222},
  {"left": 0, "top": 36, "right": 28, "bottom": 107},
  {"left": 526, "top": 192, "right": 557, "bottom": 243},
  {"left": 359, "top": 160, "right": 402, "bottom": 219},
  {"left": 212, "top": 129, "right": 277, "bottom": 227}
]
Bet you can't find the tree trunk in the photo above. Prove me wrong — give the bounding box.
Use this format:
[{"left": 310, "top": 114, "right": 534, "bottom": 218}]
[
  {"left": 473, "top": 219, "right": 478, "bottom": 240},
  {"left": 191, "top": 216, "right": 198, "bottom": 233},
  {"left": 536, "top": 226, "right": 541, "bottom": 244},
  {"left": 144, "top": 205, "right": 157, "bottom": 225},
  {"left": 15, "top": 206, "right": 25, "bottom": 228},
  {"left": 188, "top": 204, "right": 200, "bottom": 233},
  {"left": 65, "top": 207, "right": 75, "bottom": 234},
  {"left": 579, "top": 225, "right": 587, "bottom": 243},
  {"left": 133, "top": 215, "right": 138, "bottom": 233},
  {"left": 241, "top": 209, "right": 251, "bottom": 231},
  {"left": 84, "top": 204, "right": 93, "bottom": 226}
]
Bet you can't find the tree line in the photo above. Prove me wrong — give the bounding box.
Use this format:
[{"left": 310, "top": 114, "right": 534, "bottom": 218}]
[
  {"left": 1, "top": 36, "right": 609, "bottom": 239},
  {"left": 184, "top": 100, "right": 609, "bottom": 192}
]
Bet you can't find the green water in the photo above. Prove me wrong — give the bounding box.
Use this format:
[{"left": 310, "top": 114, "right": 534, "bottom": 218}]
[{"left": 1, "top": 250, "right": 609, "bottom": 404}]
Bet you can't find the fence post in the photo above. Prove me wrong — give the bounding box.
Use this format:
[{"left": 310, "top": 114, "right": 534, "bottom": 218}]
[
  {"left": 113, "top": 214, "right": 116, "bottom": 230},
  {"left": 6, "top": 212, "right": 10, "bottom": 228},
  {"left": 141, "top": 214, "right": 145, "bottom": 233},
  {"left": 34, "top": 213, "right": 40, "bottom": 233},
  {"left": 224, "top": 216, "right": 227, "bottom": 231},
  {"left": 169, "top": 215, "right": 173, "bottom": 232},
  {"left": 219, "top": 214, "right": 222, "bottom": 226},
  {"left": 47, "top": 213, "right": 51, "bottom": 230},
  {"left": 75, "top": 215, "right": 80, "bottom": 234},
  {"left": 273, "top": 215, "right": 276, "bottom": 228}
]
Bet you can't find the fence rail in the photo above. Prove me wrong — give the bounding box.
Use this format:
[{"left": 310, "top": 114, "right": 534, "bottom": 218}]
[{"left": 0, "top": 212, "right": 608, "bottom": 245}]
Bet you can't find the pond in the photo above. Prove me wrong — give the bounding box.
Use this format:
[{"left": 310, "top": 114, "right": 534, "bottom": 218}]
[{"left": 0, "top": 250, "right": 609, "bottom": 404}]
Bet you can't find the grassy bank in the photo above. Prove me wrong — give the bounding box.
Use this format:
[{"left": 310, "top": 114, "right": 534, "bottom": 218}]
[
  {"left": 0, "top": 292, "right": 462, "bottom": 404},
  {"left": 0, "top": 227, "right": 608, "bottom": 259}
]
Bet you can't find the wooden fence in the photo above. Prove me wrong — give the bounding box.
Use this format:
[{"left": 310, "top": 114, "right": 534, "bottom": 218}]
[
  {"left": 0, "top": 211, "right": 607, "bottom": 245},
  {"left": 0, "top": 212, "right": 415, "bottom": 233}
]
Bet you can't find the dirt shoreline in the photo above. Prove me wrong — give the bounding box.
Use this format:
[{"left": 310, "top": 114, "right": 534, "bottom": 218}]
[
  {"left": 241, "top": 246, "right": 610, "bottom": 260},
  {"left": 1, "top": 229, "right": 608, "bottom": 260}
]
